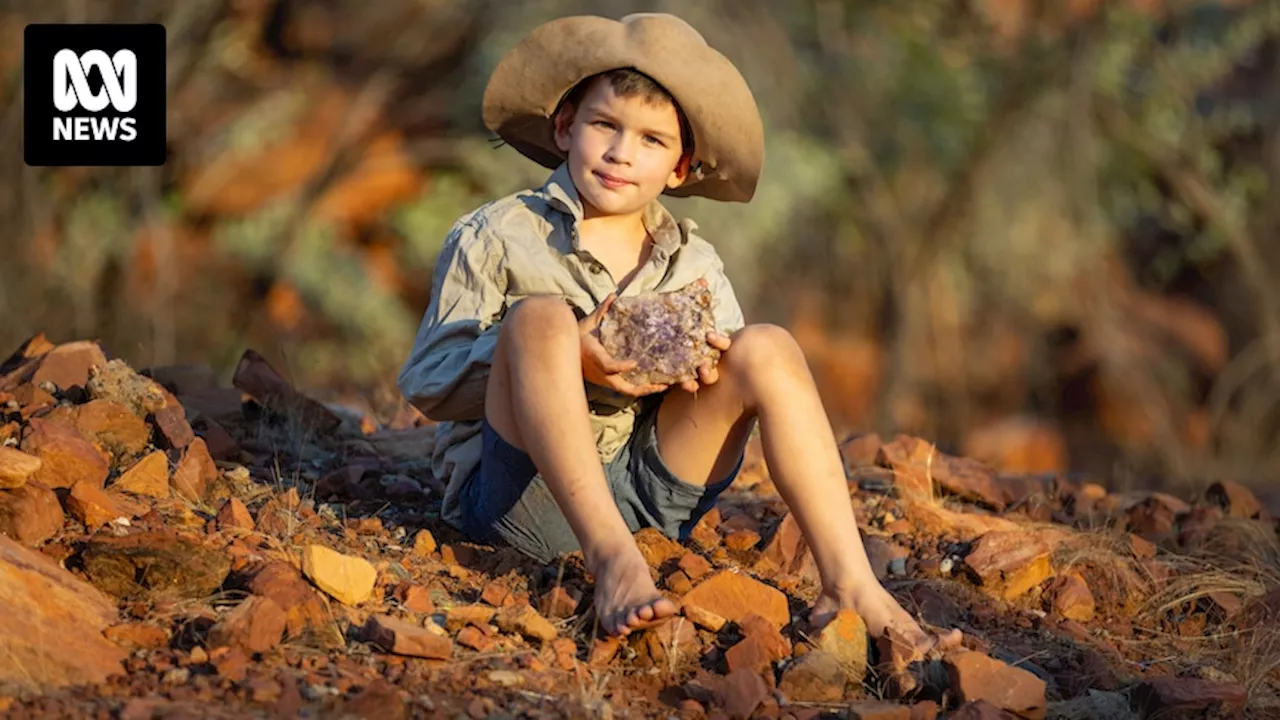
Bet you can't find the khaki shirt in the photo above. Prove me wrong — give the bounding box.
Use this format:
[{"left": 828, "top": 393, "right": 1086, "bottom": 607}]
[{"left": 397, "top": 163, "right": 746, "bottom": 528}]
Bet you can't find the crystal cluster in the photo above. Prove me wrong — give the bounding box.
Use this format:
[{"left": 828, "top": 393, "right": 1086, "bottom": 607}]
[{"left": 594, "top": 278, "right": 721, "bottom": 387}]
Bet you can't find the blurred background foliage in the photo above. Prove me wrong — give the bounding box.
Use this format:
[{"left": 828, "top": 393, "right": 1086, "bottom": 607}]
[{"left": 2, "top": 0, "right": 1280, "bottom": 496}]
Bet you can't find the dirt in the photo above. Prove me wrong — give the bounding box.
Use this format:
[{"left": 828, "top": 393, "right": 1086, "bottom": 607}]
[{"left": 0, "top": 335, "right": 1278, "bottom": 719}]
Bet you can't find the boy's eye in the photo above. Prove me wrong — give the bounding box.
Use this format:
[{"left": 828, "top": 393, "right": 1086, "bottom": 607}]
[
  {"left": 593, "top": 120, "right": 615, "bottom": 130},
  {"left": 644, "top": 135, "right": 665, "bottom": 146}
]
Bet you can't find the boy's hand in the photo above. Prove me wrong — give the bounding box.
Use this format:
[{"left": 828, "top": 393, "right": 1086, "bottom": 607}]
[
  {"left": 678, "top": 331, "right": 732, "bottom": 394},
  {"left": 579, "top": 294, "right": 670, "bottom": 397}
]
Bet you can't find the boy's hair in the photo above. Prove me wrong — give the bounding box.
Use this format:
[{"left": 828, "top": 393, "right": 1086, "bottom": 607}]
[{"left": 555, "top": 68, "right": 695, "bottom": 158}]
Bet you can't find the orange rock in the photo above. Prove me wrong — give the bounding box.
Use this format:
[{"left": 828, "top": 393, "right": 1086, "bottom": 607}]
[
  {"left": 0, "top": 482, "right": 64, "bottom": 545},
  {"left": 943, "top": 650, "right": 1046, "bottom": 718},
  {"left": 112, "top": 451, "right": 170, "bottom": 499},
  {"left": 49, "top": 399, "right": 149, "bottom": 463},
  {"left": 778, "top": 650, "right": 847, "bottom": 704},
  {"left": 724, "top": 529, "right": 761, "bottom": 551},
  {"left": 677, "top": 552, "right": 712, "bottom": 581},
  {"left": 446, "top": 604, "right": 496, "bottom": 632},
  {"left": 964, "top": 529, "right": 1066, "bottom": 599},
  {"left": 208, "top": 596, "right": 287, "bottom": 654},
  {"left": 538, "top": 585, "right": 580, "bottom": 619},
  {"left": 391, "top": 582, "right": 434, "bottom": 614},
  {"left": 65, "top": 480, "right": 125, "bottom": 529},
  {"left": 754, "top": 512, "right": 820, "bottom": 584},
  {"left": 902, "top": 501, "right": 1021, "bottom": 541},
  {"left": 480, "top": 581, "right": 510, "bottom": 607},
  {"left": 216, "top": 498, "right": 255, "bottom": 531},
  {"left": 171, "top": 437, "right": 217, "bottom": 502},
  {"left": 103, "top": 622, "right": 169, "bottom": 650},
  {"left": 681, "top": 570, "right": 789, "bottom": 629},
  {"left": 634, "top": 527, "right": 684, "bottom": 569},
  {"left": 495, "top": 605, "right": 556, "bottom": 642},
  {"left": 29, "top": 341, "right": 108, "bottom": 391},
  {"left": 0, "top": 446, "right": 41, "bottom": 489},
  {"left": 20, "top": 417, "right": 110, "bottom": 490},
  {"left": 0, "top": 535, "right": 127, "bottom": 691},
  {"left": 1205, "top": 480, "right": 1263, "bottom": 520},
  {"left": 363, "top": 615, "right": 451, "bottom": 659},
  {"left": 1045, "top": 573, "right": 1095, "bottom": 622},
  {"left": 816, "top": 609, "right": 869, "bottom": 683},
  {"left": 456, "top": 625, "right": 494, "bottom": 652}
]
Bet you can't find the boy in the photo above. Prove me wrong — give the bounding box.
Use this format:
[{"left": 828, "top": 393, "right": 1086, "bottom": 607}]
[{"left": 398, "top": 13, "right": 961, "bottom": 658}]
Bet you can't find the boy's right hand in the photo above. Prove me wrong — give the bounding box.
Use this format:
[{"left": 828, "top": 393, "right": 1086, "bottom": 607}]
[{"left": 579, "top": 294, "right": 669, "bottom": 397}]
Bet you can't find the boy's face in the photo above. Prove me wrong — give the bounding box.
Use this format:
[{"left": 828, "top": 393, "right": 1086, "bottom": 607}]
[{"left": 554, "top": 78, "right": 689, "bottom": 219}]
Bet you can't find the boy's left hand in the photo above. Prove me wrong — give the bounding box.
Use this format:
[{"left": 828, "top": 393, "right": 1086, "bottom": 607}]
[{"left": 678, "top": 332, "right": 732, "bottom": 394}]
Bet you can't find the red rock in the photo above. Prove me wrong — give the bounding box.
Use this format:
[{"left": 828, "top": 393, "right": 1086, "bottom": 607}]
[
  {"left": 901, "top": 501, "right": 1020, "bottom": 541},
  {"left": 81, "top": 530, "right": 231, "bottom": 600},
  {"left": 947, "top": 700, "right": 1017, "bottom": 719},
  {"left": 1132, "top": 675, "right": 1246, "bottom": 717},
  {"left": 840, "top": 432, "right": 883, "bottom": 469},
  {"left": 1126, "top": 533, "right": 1156, "bottom": 559},
  {"left": 909, "top": 700, "right": 939, "bottom": 720},
  {"left": 480, "top": 580, "right": 510, "bottom": 607},
  {"left": 104, "top": 622, "right": 169, "bottom": 650},
  {"left": 0, "top": 535, "right": 127, "bottom": 691},
  {"left": 190, "top": 415, "right": 238, "bottom": 459},
  {"left": 638, "top": 617, "right": 697, "bottom": 665},
  {"left": 29, "top": 341, "right": 108, "bottom": 391},
  {"left": 392, "top": 582, "right": 434, "bottom": 614},
  {"left": 964, "top": 529, "right": 1065, "bottom": 599},
  {"left": 1044, "top": 573, "right": 1095, "bottom": 622},
  {"left": 724, "top": 529, "right": 761, "bottom": 551},
  {"left": 847, "top": 700, "right": 911, "bottom": 719},
  {"left": 1205, "top": 480, "right": 1262, "bottom": 519},
  {"left": 710, "top": 668, "right": 769, "bottom": 720},
  {"left": 208, "top": 596, "right": 286, "bottom": 654},
  {"left": 539, "top": 585, "right": 580, "bottom": 619},
  {"left": 20, "top": 417, "right": 110, "bottom": 490},
  {"left": 363, "top": 615, "right": 451, "bottom": 659},
  {"left": 232, "top": 349, "right": 342, "bottom": 433},
  {"left": 634, "top": 526, "right": 684, "bottom": 568},
  {"left": 725, "top": 614, "right": 790, "bottom": 673},
  {"left": 0, "top": 446, "right": 41, "bottom": 489},
  {"left": 753, "top": 512, "right": 820, "bottom": 584},
  {"left": 446, "top": 604, "right": 496, "bottom": 632},
  {"left": 678, "top": 552, "right": 713, "bottom": 580},
  {"left": 152, "top": 405, "right": 195, "bottom": 450},
  {"left": 244, "top": 561, "right": 342, "bottom": 647},
  {"left": 65, "top": 479, "right": 126, "bottom": 529},
  {"left": 778, "top": 650, "right": 847, "bottom": 704},
  {"left": 681, "top": 570, "right": 789, "bottom": 629},
  {"left": 112, "top": 450, "right": 171, "bottom": 498},
  {"left": 412, "top": 529, "right": 437, "bottom": 556},
  {"left": 589, "top": 636, "right": 621, "bottom": 666},
  {"left": 456, "top": 625, "right": 494, "bottom": 652},
  {"left": 216, "top": 498, "right": 255, "bottom": 531},
  {"left": 212, "top": 647, "right": 249, "bottom": 682},
  {"left": 944, "top": 650, "right": 1046, "bottom": 719},
  {"left": 0, "top": 481, "right": 63, "bottom": 545},
  {"left": 495, "top": 604, "right": 556, "bottom": 642}
]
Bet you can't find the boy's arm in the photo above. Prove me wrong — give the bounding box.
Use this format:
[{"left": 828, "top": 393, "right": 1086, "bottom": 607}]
[{"left": 397, "top": 220, "right": 507, "bottom": 423}]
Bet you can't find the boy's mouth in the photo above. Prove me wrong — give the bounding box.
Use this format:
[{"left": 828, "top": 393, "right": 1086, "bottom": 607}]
[{"left": 593, "top": 170, "right": 632, "bottom": 190}]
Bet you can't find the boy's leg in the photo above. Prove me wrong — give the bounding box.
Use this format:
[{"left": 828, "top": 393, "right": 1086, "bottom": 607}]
[
  {"left": 654, "top": 324, "right": 962, "bottom": 656},
  {"left": 484, "top": 296, "right": 677, "bottom": 635}
]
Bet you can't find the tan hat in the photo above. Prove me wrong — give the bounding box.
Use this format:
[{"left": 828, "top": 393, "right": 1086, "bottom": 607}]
[{"left": 481, "top": 13, "right": 765, "bottom": 203}]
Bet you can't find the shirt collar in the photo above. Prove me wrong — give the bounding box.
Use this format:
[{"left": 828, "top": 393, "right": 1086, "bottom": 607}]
[{"left": 538, "top": 163, "right": 684, "bottom": 259}]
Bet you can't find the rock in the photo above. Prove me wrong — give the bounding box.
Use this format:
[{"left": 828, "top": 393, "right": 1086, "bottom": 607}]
[
  {"left": 363, "top": 615, "right": 452, "bottom": 659},
  {"left": 636, "top": 617, "right": 697, "bottom": 666},
  {"left": 0, "top": 482, "right": 63, "bottom": 544},
  {"left": 50, "top": 399, "right": 150, "bottom": 464},
  {"left": 65, "top": 479, "right": 126, "bottom": 529},
  {"left": 1045, "top": 689, "right": 1130, "bottom": 720},
  {"left": 412, "top": 529, "right": 436, "bottom": 556},
  {"left": 678, "top": 552, "right": 712, "bottom": 580},
  {"left": 876, "top": 435, "right": 1009, "bottom": 510},
  {"left": 86, "top": 359, "right": 168, "bottom": 417},
  {"left": 81, "top": 531, "right": 231, "bottom": 600},
  {"left": 538, "top": 585, "right": 580, "bottom": 619},
  {"left": 944, "top": 650, "right": 1047, "bottom": 719},
  {"left": 112, "top": 450, "right": 171, "bottom": 498},
  {"left": 28, "top": 341, "right": 108, "bottom": 391},
  {"left": 682, "top": 603, "right": 728, "bottom": 632},
  {"left": 20, "top": 417, "right": 110, "bottom": 490},
  {"left": 216, "top": 497, "right": 255, "bottom": 531},
  {"left": 725, "top": 613, "right": 790, "bottom": 673},
  {"left": 948, "top": 701, "right": 1018, "bottom": 719},
  {"left": 208, "top": 596, "right": 287, "bottom": 654},
  {"left": 1205, "top": 480, "right": 1263, "bottom": 520},
  {"left": 634, "top": 526, "right": 684, "bottom": 568},
  {"left": 681, "top": 570, "right": 789, "bottom": 629},
  {"left": 495, "top": 605, "right": 556, "bottom": 642},
  {"left": 152, "top": 405, "right": 195, "bottom": 449},
  {"left": 964, "top": 529, "right": 1065, "bottom": 600},
  {"left": 0, "top": 447, "right": 40, "bottom": 489},
  {"left": 300, "top": 544, "right": 376, "bottom": 605},
  {"left": 840, "top": 432, "right": 884, "bottom": 470},
  {"left": 724, "top": 529, "right": 761, "bottom": 551},
  {"left": 594, "top": 278, "right": 721, "bottom": 386},
  {"left": 391, "top": 582, "right": 434, "bottom": 614},
  {"left": 816, "top": 608, "right": 869, "bottom": 683},
  {"left": 447, "top": 604, "right": 496, "bottom": 632},
  {"left": 1044, "top": 574, "right": 1095, "bottom": 622},
  {"left": 909, "top": 700, "right": 940, "bottom": 720},
  {"left": 1130, "top": 675, "right": 1246, "bottom": 718},
  {"left": 778, "top": 650, "right": 847, "bottom": 704},
  {"left": 0, "top": 535, "right": 127, "bottom": 692},
  {"left": 103, "top": 623, "right": 170, "bottom": 650},
  {"left": 703, "top": 668, "right": 769, "bottom": 720},
  {"left": 864, "top": 536, "right": 910, "bottom": 581},
  {"left": 232, "top": 349, "right": 342, "bottom": 433},
  {"left": 243, "top": 561, "right": 343, "bottom": 647},
  {"left": 902, "top": 501, "right": 1021, "bottom": 541},
  {"left": 846, "top": 700, "right": 911, "bottom": 719},
  {"left": 171, "top": 437, "right": 217, "bottom": 502},
  {"left": 754, "top": 512, "right": 820, "bottom": 584}
]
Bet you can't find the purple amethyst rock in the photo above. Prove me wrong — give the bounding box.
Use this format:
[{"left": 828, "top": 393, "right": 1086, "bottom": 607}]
[{"left": 593, "top": 278, "right": 721, "bottom": 387}]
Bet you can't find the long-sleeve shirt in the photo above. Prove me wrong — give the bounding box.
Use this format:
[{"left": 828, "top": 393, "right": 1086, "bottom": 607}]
[{"left": 397, "top": 162, "right": 746, "bottom": 528}]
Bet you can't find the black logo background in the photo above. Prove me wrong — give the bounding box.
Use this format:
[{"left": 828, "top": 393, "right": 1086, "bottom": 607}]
[{"left": 24, "top": 23, "right": 166, "bottom": 167}]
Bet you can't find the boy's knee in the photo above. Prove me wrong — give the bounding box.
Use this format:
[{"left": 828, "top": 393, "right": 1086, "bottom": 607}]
[
  {"left": 504, "top": 296, "right": 578, "bottom": 335},
  {"left": 726, "top": 324, "right": 805, "bottom": 374}
]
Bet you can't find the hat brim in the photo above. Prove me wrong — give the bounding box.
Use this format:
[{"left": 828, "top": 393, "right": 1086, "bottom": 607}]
[{"left": 482, "top": 14, "right": 764, "bottom": 203}]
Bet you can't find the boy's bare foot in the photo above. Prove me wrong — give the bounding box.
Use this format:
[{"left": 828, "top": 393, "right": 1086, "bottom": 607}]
[
  {"left": 588, "top": 545, "right": 679, "bottom": 636},
  {"left": 810, "top": 585, "right": 962, "bottom": 661}
]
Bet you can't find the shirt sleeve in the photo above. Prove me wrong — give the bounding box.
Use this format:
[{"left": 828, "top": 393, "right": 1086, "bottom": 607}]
[
  {"left": 397, "top": 218, "right": 508, "bottom": 422},
  {"left": 706, "top": 255, "right": 746, "bottom": 336}
]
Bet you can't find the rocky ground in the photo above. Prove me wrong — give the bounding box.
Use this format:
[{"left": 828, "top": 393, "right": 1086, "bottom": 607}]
[{"left": 1, "top": 336, "right": 1278, "bottom": 720}]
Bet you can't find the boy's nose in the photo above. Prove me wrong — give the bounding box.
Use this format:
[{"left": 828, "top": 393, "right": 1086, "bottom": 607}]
[{"left": 605, "top": 134, "right": 636, "bottom": 165}]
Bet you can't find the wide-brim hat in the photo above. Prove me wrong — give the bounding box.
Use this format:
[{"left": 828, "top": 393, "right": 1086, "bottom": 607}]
[{"left": 481, "top": 13, "right": 764, "bottom": 203}]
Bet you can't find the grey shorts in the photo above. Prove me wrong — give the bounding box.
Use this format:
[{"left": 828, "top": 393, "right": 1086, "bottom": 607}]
[{"left": 458, "top": 397, "right": 742, "bottom": 564}]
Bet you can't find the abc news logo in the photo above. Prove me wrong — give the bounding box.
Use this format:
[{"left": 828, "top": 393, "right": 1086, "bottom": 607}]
[{"left": 25, "top": 24, "right": 165, "bottom": 166}]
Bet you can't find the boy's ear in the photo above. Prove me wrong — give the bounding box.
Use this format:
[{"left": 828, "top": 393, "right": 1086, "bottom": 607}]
[
  {"left": 552, "top": 104, "right": 575, "bottom": 153},
  {"left": 667, "top": 152, "right": 693, "bottom": 189}
]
